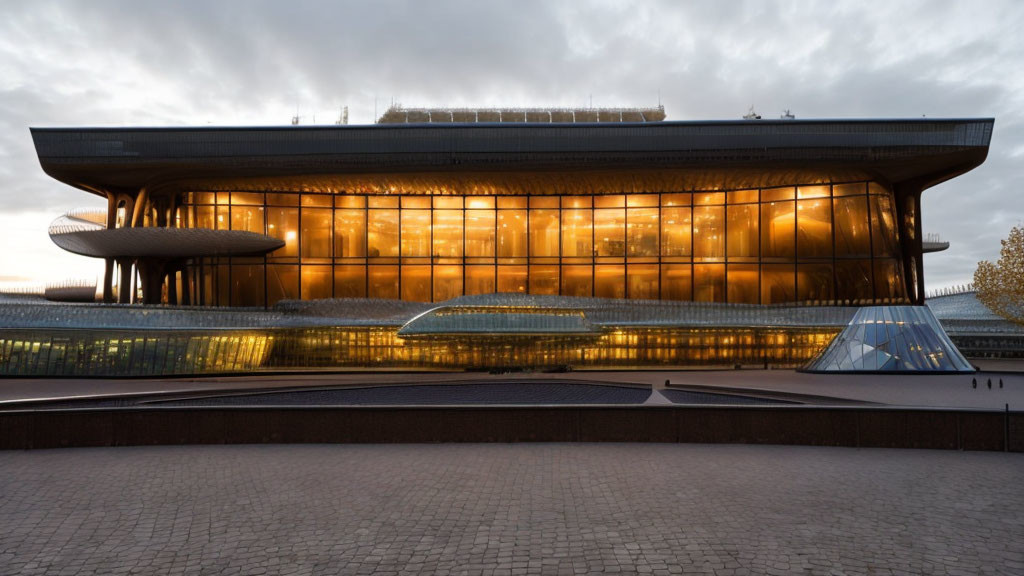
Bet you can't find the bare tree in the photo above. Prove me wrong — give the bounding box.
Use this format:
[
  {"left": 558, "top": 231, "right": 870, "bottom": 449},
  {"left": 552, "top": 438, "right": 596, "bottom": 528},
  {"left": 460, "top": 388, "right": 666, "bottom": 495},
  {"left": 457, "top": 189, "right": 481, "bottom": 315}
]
[{"left": 974, "top": 225, "right": 1024, "bottom": 324}]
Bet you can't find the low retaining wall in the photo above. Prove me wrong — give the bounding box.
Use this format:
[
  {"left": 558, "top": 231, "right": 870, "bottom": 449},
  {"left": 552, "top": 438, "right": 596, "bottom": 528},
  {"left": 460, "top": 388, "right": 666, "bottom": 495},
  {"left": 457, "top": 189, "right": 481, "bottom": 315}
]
[{"left": 1, "top": 406, "right": 1021, "bottom": 452}]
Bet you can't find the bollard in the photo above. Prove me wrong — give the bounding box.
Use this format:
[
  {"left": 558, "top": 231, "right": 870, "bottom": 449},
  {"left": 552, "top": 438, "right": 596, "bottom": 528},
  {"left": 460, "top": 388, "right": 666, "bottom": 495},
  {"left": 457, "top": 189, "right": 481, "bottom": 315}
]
[{"left": 973, "top": 377, "right": 977, "bottom": 389}]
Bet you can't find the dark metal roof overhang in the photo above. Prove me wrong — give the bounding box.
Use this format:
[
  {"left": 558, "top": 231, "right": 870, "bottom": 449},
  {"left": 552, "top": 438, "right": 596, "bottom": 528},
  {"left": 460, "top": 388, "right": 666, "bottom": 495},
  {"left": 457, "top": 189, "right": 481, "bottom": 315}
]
[{"left": 30, "top": 118, "right": 994, "bottom": 198}]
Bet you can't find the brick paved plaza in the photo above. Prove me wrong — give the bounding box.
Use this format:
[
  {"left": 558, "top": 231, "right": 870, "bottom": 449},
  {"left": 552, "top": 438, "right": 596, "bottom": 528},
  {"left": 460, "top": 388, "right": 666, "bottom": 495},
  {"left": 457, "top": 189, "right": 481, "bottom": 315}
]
[{"left": 2, "top": 444, "right": 1022, "bottom": 575}]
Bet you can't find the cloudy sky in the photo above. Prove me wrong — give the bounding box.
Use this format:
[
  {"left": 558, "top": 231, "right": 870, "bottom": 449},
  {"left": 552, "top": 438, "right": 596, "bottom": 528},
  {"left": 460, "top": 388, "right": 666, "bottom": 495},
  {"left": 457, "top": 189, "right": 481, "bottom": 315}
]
[{"left": 1, "top": 0, "right": 1021, "bottom": 292}]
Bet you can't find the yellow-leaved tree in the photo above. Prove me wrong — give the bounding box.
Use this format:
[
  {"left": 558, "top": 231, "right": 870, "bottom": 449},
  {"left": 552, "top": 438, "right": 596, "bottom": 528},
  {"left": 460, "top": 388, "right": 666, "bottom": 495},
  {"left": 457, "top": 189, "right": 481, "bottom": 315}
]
[{"left": 974, "top": 225, "right": 1024, "bottom": 324}]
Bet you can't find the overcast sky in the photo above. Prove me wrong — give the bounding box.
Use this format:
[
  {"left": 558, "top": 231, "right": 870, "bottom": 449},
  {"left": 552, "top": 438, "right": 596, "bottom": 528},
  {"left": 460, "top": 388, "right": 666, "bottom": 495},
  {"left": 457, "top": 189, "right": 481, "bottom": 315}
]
[{"left": 1, "top": 0, "right": 1021, "bottom": 292}]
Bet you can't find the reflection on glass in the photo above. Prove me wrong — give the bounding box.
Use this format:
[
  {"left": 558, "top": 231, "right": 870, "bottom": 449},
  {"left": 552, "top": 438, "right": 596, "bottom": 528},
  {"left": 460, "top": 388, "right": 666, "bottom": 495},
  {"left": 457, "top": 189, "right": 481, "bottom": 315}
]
[
  {"left": 301, "top": 265, "right": 332, "bottom": 300},
  {"left": 433, "top": 210, "right": 463, "bottom": 258},
  {"left": 368, "top": 265, "right": 398, "bottom": 299},
  {"left": 797, "top": 199, "right": 832, "bottom": 259},
  {"left": 874, "top": 259, "right": 905, "bottom": 303},
  {"left": 267, "top": 265, "right": 299, "bottom": 304},
  {"left": 562, "top": 209, "right": 593, "bottom": 257},
  {"left": 367, "top": 210, "right": 398, "bottom": 257},
  {"left": 529, "top": 209, "right": 559, "bottom": 257},
  {"left": 595, "top": 209, "right": 625, "bottom": 257},
  {"left": 835, "top": 260, "right": 873, "bottom": 303},
  {"left": 661, "top": 207, "right": 691, "bottom": 256},
  {"left": 231, "top": 265, "right": 264, "bottom": 307},
  {"left": 465, "top": 266, "right": 495, "bottom": 295},
  {"left": 762, "top": 201, "right": 795, "bottom": 259},
  {"left": 870, "top": 195, "right": 899, "bottom": 257},
  {"left": 727, "top": 264, "right": 758, "bottom": 304},
  {"left": 231, "top": 206, "right": 264, "bottom": 234},
  {"left": 267, "top": 208, "right": 299, "bottom": 258},
  {"left": 727, "top": 205, "right": 758, "bottom": 260},
  {"left": 465, "top": 210, "right": 495, "bottom": 257},
  {"left": 335, "top": 265, "right": 366, "bottom": 298},
  {"left": 401, "top": 265, "right": 431, "bottom": 301},
  {"left": 694, "top": 264, "right": 725, "bottom": 302},
  {"left": 497, "top": 265, "right": 527, "bottom": 293},
  {"left": 529, "top": 265, "right": 558, "bottom": 295},
  {"left": 662, "top": 264, "right": 692, "bottom": 301},
  {"left": 628, "top": 264, "right": 658, "bottom": 300},
  {"left": 334, "top": 209, "right": 365, "bottom": 258},
  {"left": 401, "top": 210, "right": 431, "bottom": 257},
  {"left": 627, "top": 208, "right": 659, "bottom": 256},
  {"left": 595, "top": 265, "right": 625, "bottom": 299},
  {"left": 301, "top": 208, "right": 332, "bottom": 259},
  {"left": 761, "top": 264, "right": 794, "bottom": 304},
  {"left": 497, "top": 210, "right": 527, "bottom": 258},
  {"left": 694, "top": 206, "right": 724, "bottom": 260},
  {"left": 834, "top": 196, "right": 870, "bottom": 257},
  {"left": 562, "top": 265, "right": 592, "bottom": 297},
  {"left": 797, "top": 263, "right": 834, "bottom": 302},
  {"left": 433, "top": 265, "right": 462, "bottom": 301}
]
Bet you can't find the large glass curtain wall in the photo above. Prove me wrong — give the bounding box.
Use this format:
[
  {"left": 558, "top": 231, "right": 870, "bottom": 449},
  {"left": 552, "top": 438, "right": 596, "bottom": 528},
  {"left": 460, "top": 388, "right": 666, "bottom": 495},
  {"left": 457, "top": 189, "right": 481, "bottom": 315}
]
[{"left": 181, "top": 181, "right": 906, "bottom": 306}]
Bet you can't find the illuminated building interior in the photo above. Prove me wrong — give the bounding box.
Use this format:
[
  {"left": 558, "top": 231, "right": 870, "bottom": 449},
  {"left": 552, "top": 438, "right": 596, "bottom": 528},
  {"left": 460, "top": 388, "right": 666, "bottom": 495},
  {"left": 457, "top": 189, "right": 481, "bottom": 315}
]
[{"left": 179, "top": 180, "right": 906, "bottom": 307}]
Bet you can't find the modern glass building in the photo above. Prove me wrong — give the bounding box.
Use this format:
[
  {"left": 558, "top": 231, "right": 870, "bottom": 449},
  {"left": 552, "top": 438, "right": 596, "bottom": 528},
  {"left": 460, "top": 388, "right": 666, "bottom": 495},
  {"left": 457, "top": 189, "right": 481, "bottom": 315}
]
[{"left": 21, "top": 110, "right": 993, "bottom": 373}]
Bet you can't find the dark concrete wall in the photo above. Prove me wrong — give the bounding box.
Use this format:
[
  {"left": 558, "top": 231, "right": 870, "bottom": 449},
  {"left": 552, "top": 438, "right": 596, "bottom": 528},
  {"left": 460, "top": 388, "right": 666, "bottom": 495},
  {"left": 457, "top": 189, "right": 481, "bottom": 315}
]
[{"left": 1, "top": 406, "right": 1020, "bottom": 452}]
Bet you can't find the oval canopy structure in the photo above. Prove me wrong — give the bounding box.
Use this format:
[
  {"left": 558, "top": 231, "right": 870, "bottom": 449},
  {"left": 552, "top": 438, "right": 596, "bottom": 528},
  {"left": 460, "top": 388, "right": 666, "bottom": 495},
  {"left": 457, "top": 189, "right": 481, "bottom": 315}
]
[{"left": 49, "top": 227, "right": 284, "bottom": 259}]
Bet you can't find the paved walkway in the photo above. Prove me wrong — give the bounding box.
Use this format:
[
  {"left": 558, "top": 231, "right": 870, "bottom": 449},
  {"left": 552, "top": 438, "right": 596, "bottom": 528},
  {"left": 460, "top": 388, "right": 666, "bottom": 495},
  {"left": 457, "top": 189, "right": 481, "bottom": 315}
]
[{"left": 1, "top": 444, "right": 1022, "bottom": 575}]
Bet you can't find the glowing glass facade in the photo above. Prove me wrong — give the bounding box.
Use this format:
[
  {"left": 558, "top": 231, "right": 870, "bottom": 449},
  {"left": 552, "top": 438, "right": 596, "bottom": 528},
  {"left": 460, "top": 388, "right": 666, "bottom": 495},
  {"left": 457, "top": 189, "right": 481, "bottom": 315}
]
[{"left": 180, "top": 180, "right": 907, "bottom": 307}]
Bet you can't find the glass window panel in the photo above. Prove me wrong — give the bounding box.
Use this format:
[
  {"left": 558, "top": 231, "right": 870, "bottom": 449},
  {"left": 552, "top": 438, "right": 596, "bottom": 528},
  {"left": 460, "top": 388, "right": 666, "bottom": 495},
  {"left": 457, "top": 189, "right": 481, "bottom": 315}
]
[
  {"left": 874, "top": 259, "right": 906, "bottom": 303},
  {"left": 402, "top": 196, "right": 431, "bottom": 209},
  {"left": 594, "top": 195, "right": 624, "bottom": 208},
  {"left": 594, "top": 208, "right": 625, "bottom": 257},
  {"left": 230, "top": 264, "right": 264, "bottom": 307},
  {"left": 216, "top": 206, "right": 229, "bottom": 230},
  {"left": 266, "top": 193, "right": 300, "bottom": 206},
  {"left": 529, "top": 196, "right": 558, "bottom": 209},
  {"left": 497, "top": 265, "right": 527, "bottom": 293},
  {"left": 401, "top": 209, "right": 431, "bottom": 257},
  {"left": 369, "top": 196, "right": 399, "bottom": 208},
  {"left": 833, "top": 182, "right": 866, "bottom": 197},
  {"left": 231, "top": 206, "right": 264, "bottom": 234},
  {"left": 562, "top": 209, "right": 593, "bottom": 257},
  {"left": 267, "top": 265, "right": 299, "bottom": 305},
  {"left": 662, "top": 193, "right": 691, "bottom": 207},
  {"left": 433, "top": 265, "right": 462, "bottom": 302},
  {"left": 334, "top": 209, "right": 366, "bottom": 258},
  {"left": 267, "top": 207, "right": 299, "bottom": 258},
  {"left": 661, "top": 264, "right": 692, "bottom": 301},
  {"left": 433, "top": 210, "right": 463, "bottom": 258},
  {"left": 528, "top": 265, "right": 559, "bottom": 295},
  {"left": 628, "top": 264, "right": 659, "bottom": 300},
  {"left": 195, "top": 192, "right": 215, "bottom": 204},
  {"left": 562, "top": 265, "right": 593, "bottom": 297},
  {"left": 661, "top": 207, "right": 691, "bottom": 256},
  {"left": 300, "top": 208, "right": 332, "bottom": 259},
  {"left": 835, "top": 259, "right": 873, "bottom": 304},
  {"left": 694, "top": 264, "right": 725, "bottom": 302},
  {"left": 797, "top": 198, "right": 833, "bottom": 258},
  {"left": 870, "top": 194, "right": 900, "bottom": 257},
  {"left": 466, "top": 196, "right": 495, "bottom": 209},
  {"left": 868, "top": 181, "right": 889, "bottom": 196},
  {"left": 834, "top": 196, "right": 871, "bottom": 257},
  {"left": 232, "top": 192, "right": 263, "bottom": 205},
  {"left": 401, "top": 265, "right": 431, "bottom": 302},
  {"left": 300, "top": 265, "right": 332, "bottom": 300},
  {"left": 335, "top": 195, "right": 365, "bottom": 208},
  {"left": 217, "top": 261, "right": 229, "bottom": 305},
  {"left": 465, "top": 266, "right": 495, "bottom": 295},
  {"left": 367, "top": 209, "right": 399, "bottom": 257},
  {"left": 694, "top": 192, "right": 725, "bottom": 205},
  {"left": 497, "top": 210, "right": 527, "bottom": 258},
  {"left": 761, "top": 264, "right": 795, "bottom": 304},
  {"left": 562, "top": 196, "right": 591, "bottom": 208},
  {"left": 334, "top": 265, "right": 366, "bottom": 298},
  {"left": 216, "top": 192, "right": 231, "bottom": 205},
  {"left": 762, "top": 187, "right": 795, "bottom": 202},
  {"left": 727, "top": 264, "right": 759, "bottom": 304},
  {"left": 726, "top": 204, "right": 758, "bottom": 260},
  {"left": 433, "top": 196, "right": 462, "bottom": 209},
  {"left": 595, "top": 265, "right": 625, "bottom": 299},
  {"left": 465, "top": 210, "right": 495, "bottom": 258},
  {"left": 797, "top": 185, "right": 830, "bottom": 199},
  {"left": 497, "top": 196, "right": 527, "bottom": 209},
  {"left": 693, "top": 206, "right": 724, "bottom": 260},
  {"left": 529, "top": 209, "right": 559, "bottom": 257},
  {"left": 727, "top": 189, "right": 758, "bottom": 204},
  {"left": 368, "top": 265, "right": 398, "bottom": 299},
  {"left": 627, "top": 208, "right": 659, "bottom": 257},
  {"left": 626, "top": 195, "right": 658, "bottom": 207},
  {"left": 301, "top": 194, "right": 332, "bottom": 207},
  {"left": 761, "top": 201, "right": 795, "bottom": 259},
  {"left": 797, "top": 263, "right": 834, "bottom": 303}
]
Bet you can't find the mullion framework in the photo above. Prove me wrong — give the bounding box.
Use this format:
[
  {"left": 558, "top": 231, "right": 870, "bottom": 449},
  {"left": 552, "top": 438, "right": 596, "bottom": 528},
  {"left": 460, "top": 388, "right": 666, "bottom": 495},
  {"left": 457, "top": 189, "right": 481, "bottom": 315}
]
[{"left": 182, "top": 179, "right": 901, "bottom": 307}]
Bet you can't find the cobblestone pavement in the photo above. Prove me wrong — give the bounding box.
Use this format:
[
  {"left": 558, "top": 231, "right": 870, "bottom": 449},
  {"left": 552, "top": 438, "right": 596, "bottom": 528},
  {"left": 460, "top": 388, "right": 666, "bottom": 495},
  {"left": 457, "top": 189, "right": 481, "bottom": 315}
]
[{"left": 1, "top": 444, "right": 1022, "bottom": 575}]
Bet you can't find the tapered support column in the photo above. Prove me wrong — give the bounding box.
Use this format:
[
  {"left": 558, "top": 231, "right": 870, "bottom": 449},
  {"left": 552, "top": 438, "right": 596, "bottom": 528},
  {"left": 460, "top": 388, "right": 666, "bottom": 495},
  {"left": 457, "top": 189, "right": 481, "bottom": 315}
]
[
  {"left": 894, "top": 184, "right": 925, "bottom": 305},
  {"left": 117, "top": 258, "right": 133, "bottom": 304},
  {"left": 103, "top": 258, "right": 114, "bottom": 303}
]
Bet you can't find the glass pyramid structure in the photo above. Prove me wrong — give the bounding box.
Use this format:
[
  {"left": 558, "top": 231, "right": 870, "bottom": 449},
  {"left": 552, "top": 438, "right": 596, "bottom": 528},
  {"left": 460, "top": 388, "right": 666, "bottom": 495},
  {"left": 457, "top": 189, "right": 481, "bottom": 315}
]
[{"left": 803, "top": 306, "right": 974, "bottom": 373}]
